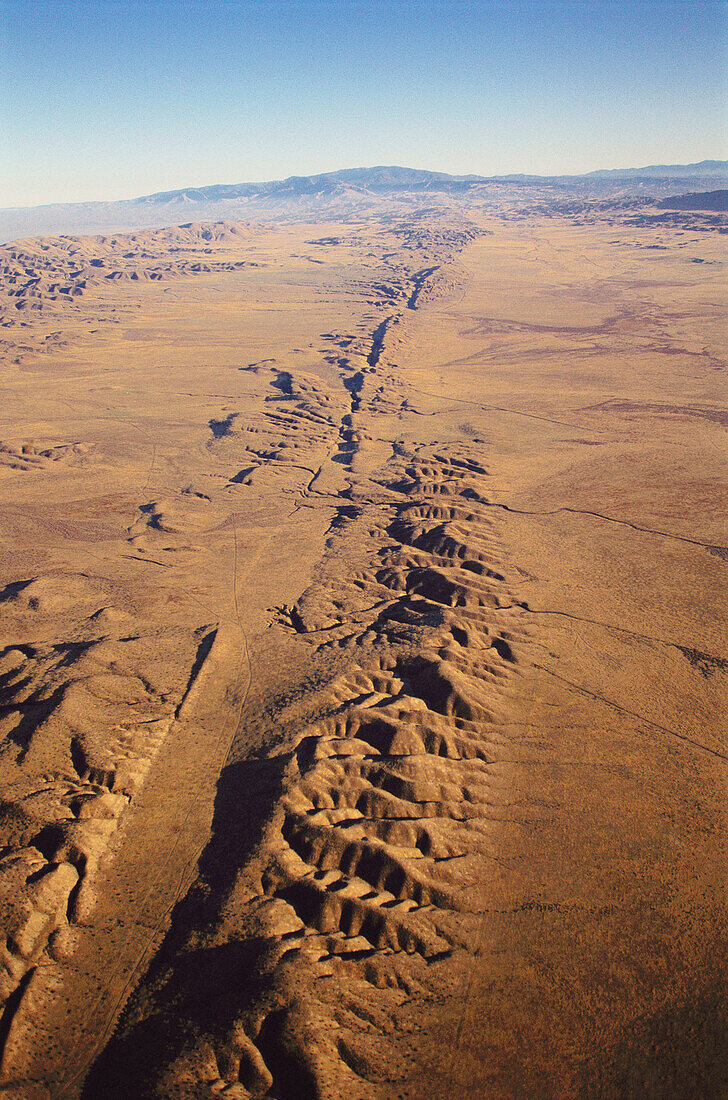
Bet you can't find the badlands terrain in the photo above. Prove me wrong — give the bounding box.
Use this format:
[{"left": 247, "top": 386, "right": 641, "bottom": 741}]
[{"left": 0, "top": 196, "right": 725, "bottom": 1098}]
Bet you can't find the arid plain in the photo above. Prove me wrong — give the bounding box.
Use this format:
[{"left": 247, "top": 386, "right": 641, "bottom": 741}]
[{"left": 0, "top": 205, "right": 725, "bottom": 1099}]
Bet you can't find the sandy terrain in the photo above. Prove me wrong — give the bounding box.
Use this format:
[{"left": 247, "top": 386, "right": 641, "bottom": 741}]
[{"left": 0, "top": 207, "right": 725, "bottom": 1098}]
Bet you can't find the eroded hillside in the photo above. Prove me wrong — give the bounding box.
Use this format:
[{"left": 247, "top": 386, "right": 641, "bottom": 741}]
[{"left": 0, "top": 209, "right": 725, "bottom": 1099}]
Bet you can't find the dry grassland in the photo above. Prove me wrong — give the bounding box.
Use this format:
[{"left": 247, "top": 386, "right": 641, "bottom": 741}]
[{"left": 0, "top": 213, "right": 725, "bottom": 1099}]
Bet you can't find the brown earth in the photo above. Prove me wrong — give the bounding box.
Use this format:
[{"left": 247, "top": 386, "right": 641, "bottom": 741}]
[{"left": 0, "top": 209, "right": 725, "bottom": 1099}]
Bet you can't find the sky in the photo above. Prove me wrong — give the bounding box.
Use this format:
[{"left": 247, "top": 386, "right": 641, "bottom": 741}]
[{"left": 1, "top": 0, "right": 726, "bottom": 208}]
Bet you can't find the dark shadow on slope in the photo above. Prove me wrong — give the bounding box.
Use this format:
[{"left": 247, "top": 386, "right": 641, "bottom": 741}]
[{"left": 81, "top": 755, "right": 290, "bottom": 1098}]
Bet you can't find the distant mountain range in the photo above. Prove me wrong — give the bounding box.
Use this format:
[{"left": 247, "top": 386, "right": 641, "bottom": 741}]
[
  {"left": 584, "top": 160, "right": 728, "bottom": 180},
  {"left": 2, "top": 161, "right": 727, "bottom": 243}
]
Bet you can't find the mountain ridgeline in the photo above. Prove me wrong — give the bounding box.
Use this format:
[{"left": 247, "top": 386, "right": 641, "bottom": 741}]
[{"left": 2, "top": 161, "right": 727, "bottom": 242}]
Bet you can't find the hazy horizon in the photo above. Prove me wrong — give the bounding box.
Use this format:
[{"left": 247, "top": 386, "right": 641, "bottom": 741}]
[
  {"left": 2, "top": 0, "right": 726, "bottom": 208},
  {"left": 1, "top": 4, "right": 726, "bottom": 1093},
  {"left": 0, "top": 158, "right": 725, "bottom": 217}
]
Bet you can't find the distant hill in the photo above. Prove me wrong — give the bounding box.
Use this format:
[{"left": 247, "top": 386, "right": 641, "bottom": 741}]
[
  {"left": 656, "top": 189, "right": 728, "bottom": 212},
  {"left": 585, "top": 160, "right": 728, "bottom": 180},
  {"left": 2, "top": 162, "right": 727, "bottom": 243},
  {"left": 140, "top": 167, "right": 492, "bottom": 204},
  {"left": 131, "top": 162, "right": 728, "bottom": 204}
]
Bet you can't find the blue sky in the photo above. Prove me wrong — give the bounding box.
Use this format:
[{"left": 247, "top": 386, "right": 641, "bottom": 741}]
[{"left": 1, "top": 0, "right": 726, "bottom": 207}]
